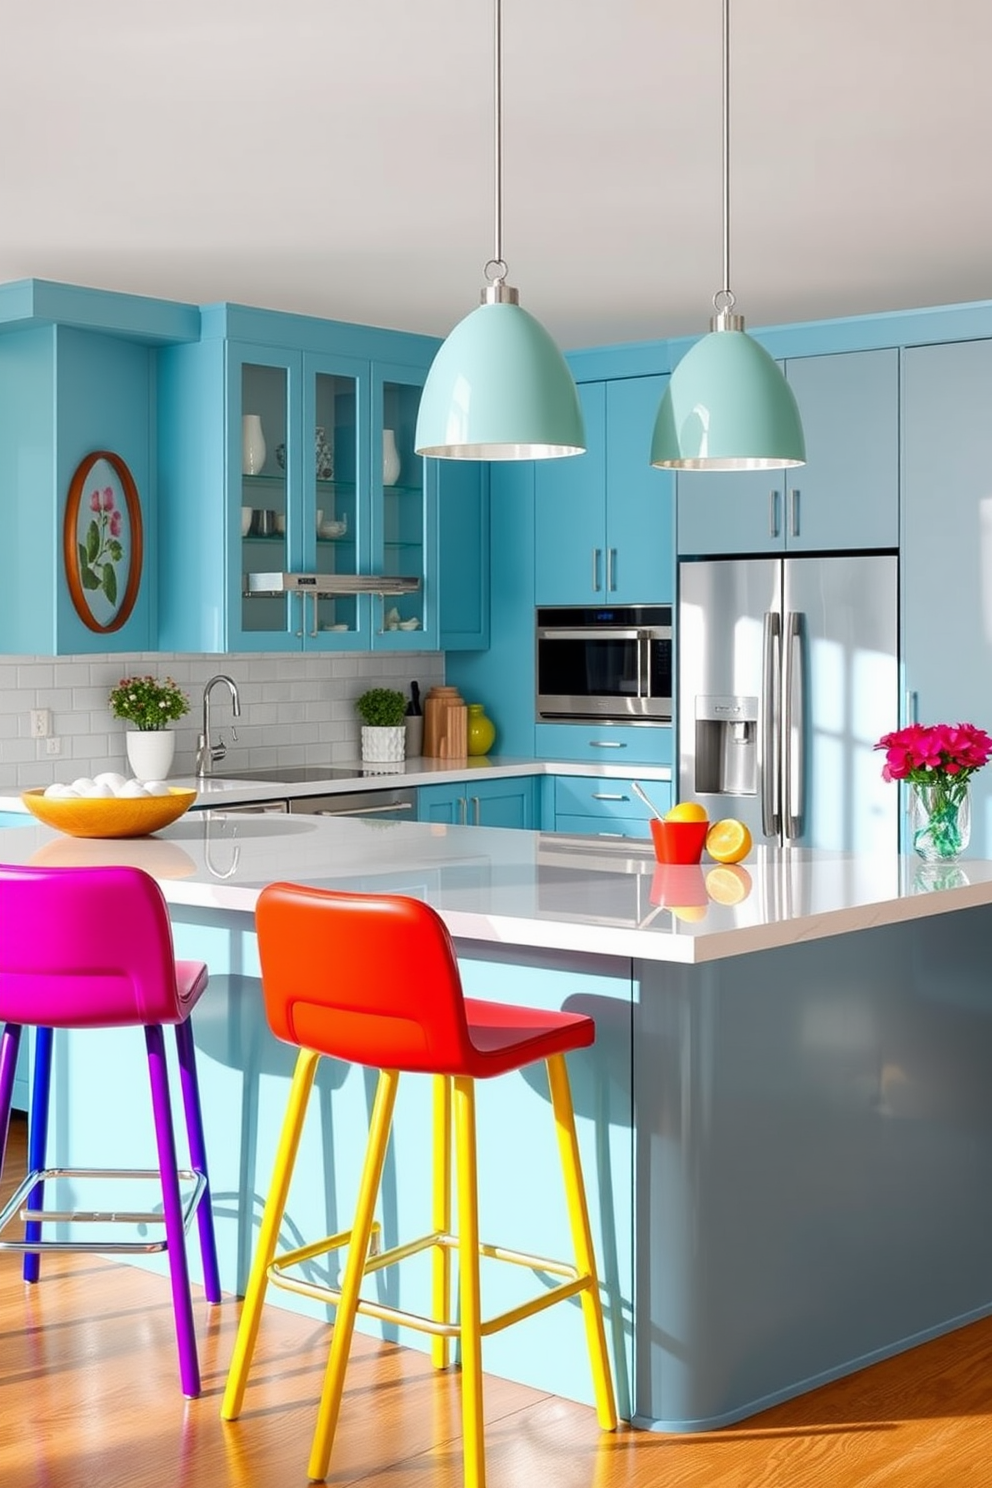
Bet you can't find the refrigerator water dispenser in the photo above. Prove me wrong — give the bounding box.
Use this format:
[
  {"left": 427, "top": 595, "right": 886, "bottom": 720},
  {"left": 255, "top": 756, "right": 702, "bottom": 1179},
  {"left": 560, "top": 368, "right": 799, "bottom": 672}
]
[{"left": 694, "top": 695, "right": 758, "bottom": 796}]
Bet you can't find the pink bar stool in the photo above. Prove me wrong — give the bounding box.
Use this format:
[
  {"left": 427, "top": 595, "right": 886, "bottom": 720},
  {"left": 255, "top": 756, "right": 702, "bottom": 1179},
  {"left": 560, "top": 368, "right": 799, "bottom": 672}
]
[{"left": 0, "top": 863, "right": 221, "bottom": 1398}]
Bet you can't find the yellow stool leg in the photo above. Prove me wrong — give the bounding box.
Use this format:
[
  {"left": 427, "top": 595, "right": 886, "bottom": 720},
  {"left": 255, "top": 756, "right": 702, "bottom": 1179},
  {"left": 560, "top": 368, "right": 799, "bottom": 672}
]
[
  {"left": 308, "top": 1068, "right": 399, "bottom": 1483},
  {"left": 546, "top": 1053, "right": 618, "bottom": 1431},
  {"left": 222, "top": 1048, "right": 320, "bottom": 1421},
  {"left": 431, "top": 1073, "right": 452, "bottom": 1369},
  {"left": 453, "top": 1076, "right": 486, "bottom": 1488}
]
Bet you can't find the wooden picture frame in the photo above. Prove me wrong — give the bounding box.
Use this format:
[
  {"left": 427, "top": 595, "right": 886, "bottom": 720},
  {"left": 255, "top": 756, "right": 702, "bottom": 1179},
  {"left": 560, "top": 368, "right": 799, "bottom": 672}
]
[{"left": 63, "top": 450, "right": 144, "bottom": 633}]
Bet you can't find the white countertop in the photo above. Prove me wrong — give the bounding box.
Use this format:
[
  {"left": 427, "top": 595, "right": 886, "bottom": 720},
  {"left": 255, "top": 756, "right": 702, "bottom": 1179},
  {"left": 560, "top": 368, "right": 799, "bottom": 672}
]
[
  {"left": 0, "top": 754, "right": 673, "bottom": 812},
  {"left": 1, "top": 806, "right": 989, "bottom": 964}
]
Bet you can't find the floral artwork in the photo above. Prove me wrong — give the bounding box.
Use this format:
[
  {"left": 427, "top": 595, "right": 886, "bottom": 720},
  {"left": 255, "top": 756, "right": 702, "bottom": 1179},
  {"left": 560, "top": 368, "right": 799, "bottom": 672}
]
[
  {"left": 63, "top": 451, "right": 143, "bottom": 633},
  {"left": 81, "top": 484, "right": 125, "bottom": 608}
]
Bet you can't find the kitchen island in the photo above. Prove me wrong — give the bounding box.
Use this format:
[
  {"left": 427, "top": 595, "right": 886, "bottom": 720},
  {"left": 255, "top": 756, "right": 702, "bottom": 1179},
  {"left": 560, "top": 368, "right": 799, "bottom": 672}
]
[{"left": 3, "top": 808, "right": 992, "bottom": 1433}]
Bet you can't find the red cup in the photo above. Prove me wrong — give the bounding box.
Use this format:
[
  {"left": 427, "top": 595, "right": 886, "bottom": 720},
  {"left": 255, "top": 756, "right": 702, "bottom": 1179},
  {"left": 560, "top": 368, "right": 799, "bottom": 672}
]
[{"left": 650, "top": 817, "right": 708, "bottom": 865}]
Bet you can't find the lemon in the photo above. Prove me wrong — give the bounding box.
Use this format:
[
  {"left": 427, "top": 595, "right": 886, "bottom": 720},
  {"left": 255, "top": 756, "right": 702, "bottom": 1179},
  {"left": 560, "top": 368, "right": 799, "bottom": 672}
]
[
  {"left": 665, "top": 800, "right": 708, "bottom": 824},
  {"left": 705, "top": 864, "right": 753, "bottom": 905},
  {"left": 705, "top": 818, "right": 752, "bottom": 864}
]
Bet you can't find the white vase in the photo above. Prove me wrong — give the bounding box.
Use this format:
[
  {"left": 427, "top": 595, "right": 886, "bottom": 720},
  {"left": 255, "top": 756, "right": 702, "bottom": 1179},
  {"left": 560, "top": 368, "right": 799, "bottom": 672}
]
[
  {"left": 382, "top": 428, "right": 401, "bottom": 486},
  {"left": 126, "top": 729, "right": 176, "bottom": 783},
  {"left": 242, "top": 414, "right": 266, "bottom": 476},
  {"left": 361, "top": 725, "right": 406, "bottom": 764}
]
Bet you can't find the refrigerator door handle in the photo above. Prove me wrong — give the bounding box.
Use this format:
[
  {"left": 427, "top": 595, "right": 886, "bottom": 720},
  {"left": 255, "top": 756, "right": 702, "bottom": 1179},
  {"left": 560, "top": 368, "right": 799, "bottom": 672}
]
[
  {"left": 784, "top": 610, "right": 805, "bottom": 840},
  {"left": 760, "top": 610, "right": 782, "bottom": 838}
]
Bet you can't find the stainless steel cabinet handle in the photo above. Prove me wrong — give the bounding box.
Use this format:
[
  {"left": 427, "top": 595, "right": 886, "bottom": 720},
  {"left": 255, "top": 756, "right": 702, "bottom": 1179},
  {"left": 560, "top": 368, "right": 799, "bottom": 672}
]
[
  {"left": 589, "top": 740, "right": 625, "bottom": 748},
  {"left": 607, "top": 547, "right": 616, "bottom": 592},
  {"left": 592, "top": 792, "right": 627, "bottom": 801},
  {"left": 470, "top": 795, "right": 480, "bottom": 825},
  {"left": 760, "top": 610, "right": 781, "bottom": 838},
  {"left": 784, "top": 610, "right": 805, "bottom": 840},
  {"left": 789, "top": 488, "right": 800, "bottom": 538},
  {"left": 313, "top": 802, "right": 415, "bottom": 817},
  {"left": 458, "top": 796, "right": 467, "bottom": 825},
  {"left": 592, "top": 548, "right": 601, "bottom": 592},
  {"left": 769, "top": 490, "right": 781, "bottom": 539},
  {"left": 294, "top": 592, "right": 305, "bottom": 638}
]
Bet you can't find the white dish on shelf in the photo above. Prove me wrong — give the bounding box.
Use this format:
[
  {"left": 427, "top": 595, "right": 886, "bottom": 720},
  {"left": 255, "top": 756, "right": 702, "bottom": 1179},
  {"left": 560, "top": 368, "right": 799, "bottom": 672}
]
[
  {"left": 398, "top": 618, "right": 421, "bottom": 630},
  {"left": 319, "top": 518, "right": 347, "bottom": 539}
]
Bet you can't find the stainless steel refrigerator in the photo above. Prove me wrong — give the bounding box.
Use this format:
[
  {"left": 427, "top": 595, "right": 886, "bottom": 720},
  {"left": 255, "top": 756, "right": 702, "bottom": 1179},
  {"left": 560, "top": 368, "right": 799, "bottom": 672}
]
[{"left": 678, "top": 554, "right": 899, "bottom": 851}]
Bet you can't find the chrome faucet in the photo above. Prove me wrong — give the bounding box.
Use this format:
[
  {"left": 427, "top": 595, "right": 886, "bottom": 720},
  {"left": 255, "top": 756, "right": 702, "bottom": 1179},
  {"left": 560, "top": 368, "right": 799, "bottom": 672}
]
[{"left": 195, "top": 674, "right": 242, "bottom": 777}]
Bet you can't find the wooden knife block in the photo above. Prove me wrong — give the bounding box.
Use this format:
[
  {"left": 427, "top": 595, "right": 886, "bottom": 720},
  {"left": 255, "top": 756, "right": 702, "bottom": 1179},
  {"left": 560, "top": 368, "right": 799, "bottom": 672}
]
[{"left": 423, "top": 686, "right": 468, "bottom": 758}]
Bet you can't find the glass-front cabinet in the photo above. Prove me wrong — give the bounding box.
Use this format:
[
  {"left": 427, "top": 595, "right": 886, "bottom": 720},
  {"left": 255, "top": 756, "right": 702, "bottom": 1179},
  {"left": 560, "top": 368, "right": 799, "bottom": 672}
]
[{"left": 157, "top": 308, "right": 471, "bottom": 654}]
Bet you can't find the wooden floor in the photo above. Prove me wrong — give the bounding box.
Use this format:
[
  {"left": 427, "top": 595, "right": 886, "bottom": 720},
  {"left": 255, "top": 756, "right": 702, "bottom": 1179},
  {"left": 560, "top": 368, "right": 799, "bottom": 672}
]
[{"left": 3, "top": 1111, "right": 992, "bottom": 1487}]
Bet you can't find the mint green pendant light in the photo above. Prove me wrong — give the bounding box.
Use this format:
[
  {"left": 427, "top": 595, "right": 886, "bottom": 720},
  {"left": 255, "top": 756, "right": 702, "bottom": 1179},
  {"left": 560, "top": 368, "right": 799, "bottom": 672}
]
[
  {"left": 651, "top": 0, "right": 805, "bottom": 470},
  {"left": 415, "top": 0, "right": 585, "bottom": 461}
]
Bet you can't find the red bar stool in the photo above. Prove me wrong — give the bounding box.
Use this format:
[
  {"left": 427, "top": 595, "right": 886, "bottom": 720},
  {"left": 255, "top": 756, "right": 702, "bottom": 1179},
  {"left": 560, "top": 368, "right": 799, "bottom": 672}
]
[
  {"left": 0, "top": 863, "right": 221, "bottom": 1398},
  {"left": 221, "top": 883, "right": 617, "bottom": 1486}
]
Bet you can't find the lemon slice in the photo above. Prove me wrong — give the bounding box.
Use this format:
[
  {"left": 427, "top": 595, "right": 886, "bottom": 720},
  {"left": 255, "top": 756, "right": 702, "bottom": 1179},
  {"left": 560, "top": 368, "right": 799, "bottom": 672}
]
[{"left": 705, "top": 818, "right": 752, "bottom": 864}]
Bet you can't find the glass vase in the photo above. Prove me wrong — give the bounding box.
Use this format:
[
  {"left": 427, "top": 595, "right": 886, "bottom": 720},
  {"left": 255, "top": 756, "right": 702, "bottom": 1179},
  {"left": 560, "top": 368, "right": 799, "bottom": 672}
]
[{"left": 908, "top": 781, "right": 971, "bottom": 862}]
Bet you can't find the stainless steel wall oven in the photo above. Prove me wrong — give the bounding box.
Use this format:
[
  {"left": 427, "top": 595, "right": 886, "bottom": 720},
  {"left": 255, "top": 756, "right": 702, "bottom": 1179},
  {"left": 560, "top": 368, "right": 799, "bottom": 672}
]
[{"left": 536, "top": 605, "right": 673, "bottom": 723}]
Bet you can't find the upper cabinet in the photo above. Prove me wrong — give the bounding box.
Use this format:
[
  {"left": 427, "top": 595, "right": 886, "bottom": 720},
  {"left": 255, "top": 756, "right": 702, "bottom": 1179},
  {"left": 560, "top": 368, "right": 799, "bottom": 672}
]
[
  {"left": 157, "top": 308, "right": 487, "bottom": 654},
  {"left": 676, "top": 348, "right": 899, "bottom": 556},
  {"left": 0, "top": 324, "right": 158, "bottom": 654},
  {"left": 902, "top": 338, "right": 992, "bottom": 854},
  {"left": 535, "top": 375, "right": 675, "bottom": 605}
]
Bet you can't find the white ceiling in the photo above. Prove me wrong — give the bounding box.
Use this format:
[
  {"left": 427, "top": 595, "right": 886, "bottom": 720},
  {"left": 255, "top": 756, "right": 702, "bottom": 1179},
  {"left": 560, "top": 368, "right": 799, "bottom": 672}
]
[{"left": 3, "top": 0, "right": 990, "bottom": 352}]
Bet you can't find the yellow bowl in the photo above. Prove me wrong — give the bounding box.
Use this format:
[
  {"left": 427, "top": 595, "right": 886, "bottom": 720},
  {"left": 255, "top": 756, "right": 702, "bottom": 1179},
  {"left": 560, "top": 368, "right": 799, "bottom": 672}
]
[{"left": 20, "top": 786, "right": 197, "bottom": 839}]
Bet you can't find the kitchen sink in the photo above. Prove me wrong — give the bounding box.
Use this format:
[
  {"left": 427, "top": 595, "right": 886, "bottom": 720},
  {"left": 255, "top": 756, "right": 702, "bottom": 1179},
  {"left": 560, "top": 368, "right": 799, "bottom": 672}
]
[{"left": 211, "top": 765, "right": 388, "bottom": 784}]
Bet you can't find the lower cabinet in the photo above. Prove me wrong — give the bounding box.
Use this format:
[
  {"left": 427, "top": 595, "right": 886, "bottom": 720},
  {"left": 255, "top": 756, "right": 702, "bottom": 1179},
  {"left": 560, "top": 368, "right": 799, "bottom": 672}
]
[
  {"left": 550, "top": 774, "right": 672, "bottom": 840},
  {"left": 418, "top": 776, "right": 537, "bottom": 829}
]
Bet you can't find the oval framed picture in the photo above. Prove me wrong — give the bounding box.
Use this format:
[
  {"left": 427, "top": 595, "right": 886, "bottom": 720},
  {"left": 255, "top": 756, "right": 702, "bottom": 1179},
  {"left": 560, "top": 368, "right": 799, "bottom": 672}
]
[{"left": 63, "top": 450, "right": 144, "bottom": 633}]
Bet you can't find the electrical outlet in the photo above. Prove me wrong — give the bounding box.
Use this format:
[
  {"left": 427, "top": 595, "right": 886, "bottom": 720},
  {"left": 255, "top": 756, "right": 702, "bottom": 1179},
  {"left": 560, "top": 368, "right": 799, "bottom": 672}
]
[
  {"left": 45, "top": 737, "right": 61, "bottom": 757},
  {"left": 30, "top": 708, "right": 52, "bottom": 738}
]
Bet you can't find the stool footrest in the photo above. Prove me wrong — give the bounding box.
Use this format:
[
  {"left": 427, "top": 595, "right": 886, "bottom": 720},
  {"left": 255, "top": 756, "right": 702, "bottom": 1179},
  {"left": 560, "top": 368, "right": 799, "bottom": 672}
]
[
  {"left": 266, "top": 1223, "right": 597, "bottom": 1340},
  {"left": 0, "top": 1166, "right": 209, "bottom": 1256}
]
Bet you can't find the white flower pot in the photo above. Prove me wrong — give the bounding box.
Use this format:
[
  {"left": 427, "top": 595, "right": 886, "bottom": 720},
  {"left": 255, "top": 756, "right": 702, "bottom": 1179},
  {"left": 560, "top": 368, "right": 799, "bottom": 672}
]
[
  {"left": 126, "top": 729, "right": 176, "bottom": 782},
  {"left": 361, "top": 726, "right": 406, "bottom": 764}
]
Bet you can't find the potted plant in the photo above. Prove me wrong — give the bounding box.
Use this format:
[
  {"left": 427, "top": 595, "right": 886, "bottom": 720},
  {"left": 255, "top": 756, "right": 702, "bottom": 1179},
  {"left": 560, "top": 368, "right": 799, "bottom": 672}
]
[
  {"left": 355, "top": 687, "right": 407, "bottom": 766},
  {"left": 109, "top": 674, "right": 190, "bottom": 781}
]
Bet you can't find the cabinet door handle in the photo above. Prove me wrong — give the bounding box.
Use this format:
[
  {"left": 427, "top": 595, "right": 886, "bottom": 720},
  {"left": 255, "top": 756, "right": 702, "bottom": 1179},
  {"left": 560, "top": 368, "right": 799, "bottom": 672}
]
[
  {"left": 470, "top": 795, "right": 481, "bottom": 825},
  {"left": 789, "top": 488, "right": 800, "bottom": 538},
  {"left": 607, "top": 547, "right": 617, "bottom": 592},
  {"left": 309, "top": 593, "right": 319, "bottom": 638},
  {"left": 458, "top": 796, "right": 467, "bottom": 825},
  {"left": 294, "top": 592, "right": 305, "bottom": 639},
  {"left": 769, "top": 490, "right": 781, "bottom": 538},
  {"left": 592, "top": 548, "right": 602, "bottom": 592},
  {"left": 592, "top": 792, "right": 627, "bottom": 801},
  {"left": 589, "top": 739, "right": 626, "bottom": 748}
]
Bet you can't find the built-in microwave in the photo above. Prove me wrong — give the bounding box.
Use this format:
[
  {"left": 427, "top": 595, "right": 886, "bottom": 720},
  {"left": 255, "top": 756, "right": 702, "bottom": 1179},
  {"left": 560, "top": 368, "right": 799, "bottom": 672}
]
[{"left": 536, "top": 605, "right": 673, "bottom": 723}]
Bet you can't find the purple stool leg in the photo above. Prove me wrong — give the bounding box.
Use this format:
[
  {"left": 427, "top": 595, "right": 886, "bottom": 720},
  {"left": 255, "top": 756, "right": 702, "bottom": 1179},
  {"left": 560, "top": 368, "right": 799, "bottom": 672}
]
[
  {"left": 174, "top": 1017, "right": 221, "bottom": 1304},
  {"left": 23, "top": 1025, "right": 54, "bottom": 1284},
  {"left": 144, "top": 1023, "right": 201, "bottom": 1398},
  {"left": 0, "top": 1025, "right": 23, "bottom": 1182}
]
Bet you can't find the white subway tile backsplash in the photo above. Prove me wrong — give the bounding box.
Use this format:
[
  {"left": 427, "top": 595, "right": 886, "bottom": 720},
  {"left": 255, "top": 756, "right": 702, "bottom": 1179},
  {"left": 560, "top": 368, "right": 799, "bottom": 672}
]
[{"left": 0, "top": 650, "right": 444, "bottom": 789}]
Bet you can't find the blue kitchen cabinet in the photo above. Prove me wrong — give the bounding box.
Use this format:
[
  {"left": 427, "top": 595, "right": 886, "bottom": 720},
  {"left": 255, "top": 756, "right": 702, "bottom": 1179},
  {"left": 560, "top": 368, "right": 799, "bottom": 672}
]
[
  {"left": 902, "top": 337, "right": 992, "bottom": 855},
  {"left": 549, "top": 773, "right": 671, "bottom": 839},
  {"left": 535, "top": 376, "right": 674, "bottom": 605},
  {"left": 0, "top": 324, "right": 159, "bottom": 654},
  {"left": 676, "top": 348, "right": 898, "bottom": 556},
  {"left": 418, "top": 776, "right": 537, "bottom": 828},
  {"left": 157, "top": 306, "right": 487, "bottom": 654},
  {"left": 534, "top": 721, "right": 674, "bottom": 768}
]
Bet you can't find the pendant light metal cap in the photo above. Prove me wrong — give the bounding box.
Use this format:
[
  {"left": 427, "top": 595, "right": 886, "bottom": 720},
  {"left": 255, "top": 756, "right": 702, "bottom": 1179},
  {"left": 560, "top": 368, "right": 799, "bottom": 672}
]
[
  {"left": 650, "top": 327, "right": 806, "bottom": 471},
  {"left": 415, "top": 301, "right": 586, "bottom": 460}
]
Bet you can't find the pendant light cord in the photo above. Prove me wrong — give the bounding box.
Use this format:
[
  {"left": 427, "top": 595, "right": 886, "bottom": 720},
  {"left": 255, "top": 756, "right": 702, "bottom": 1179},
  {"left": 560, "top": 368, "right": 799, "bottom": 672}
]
[
  {"left": 483, "top": 0, "right": 509, "bottom": 286},
  {"left": 718, "top": 0, "right": 735, "bottom": 313}
]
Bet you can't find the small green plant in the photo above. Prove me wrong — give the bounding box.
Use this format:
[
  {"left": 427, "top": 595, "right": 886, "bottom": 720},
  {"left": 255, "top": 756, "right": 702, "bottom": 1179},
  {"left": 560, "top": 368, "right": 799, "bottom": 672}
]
[
  {"left": 108, "top": 674, "right": 190, "bottom": 731},
  {"left": 354, "top": 688, "right": 407, "bottom": 728}
]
